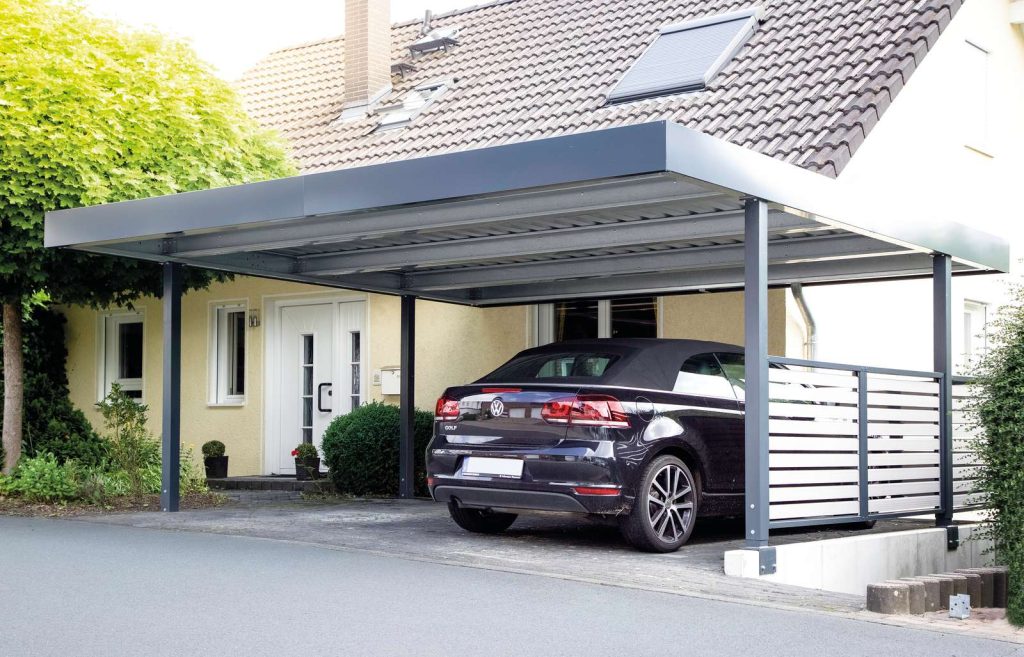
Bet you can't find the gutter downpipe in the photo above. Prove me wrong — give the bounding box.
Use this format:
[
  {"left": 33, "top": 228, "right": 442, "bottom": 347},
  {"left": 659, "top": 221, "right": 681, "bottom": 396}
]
[{"left": 791, "top": 283, "right": 816, "bottom": 360}]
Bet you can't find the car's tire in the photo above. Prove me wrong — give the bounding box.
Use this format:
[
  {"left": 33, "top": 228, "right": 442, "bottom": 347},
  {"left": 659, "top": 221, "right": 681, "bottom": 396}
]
[
  {"left": 620, "top": 455, "right": 699, "bottom": 553},
  {"left": 447, "top": 501, "right": 517, "bottom": 534}
]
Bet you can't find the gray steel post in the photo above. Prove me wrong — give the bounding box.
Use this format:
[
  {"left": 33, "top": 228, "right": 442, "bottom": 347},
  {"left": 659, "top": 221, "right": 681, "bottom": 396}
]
[
  {"left": 934, "top": 254, "right": 954, "bottom": 525},
  {"left": 857, "top": 369, "right": 869, "bottom": 519},
  {"left": 744, "top": 198, "right": 770, "bottom": 551},
  {"left": 161, "top": 262, "right": 182, "bottom": 512},
  {"left": 399, "top": 295, "right": 416, "bottom": 499}
]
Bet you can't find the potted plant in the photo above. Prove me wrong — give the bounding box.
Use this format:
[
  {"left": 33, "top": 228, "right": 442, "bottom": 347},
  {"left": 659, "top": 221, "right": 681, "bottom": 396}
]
[
  {"left": 202, "top": 440, "right": 228, "bottom": 479},
  {"left": 292, "top": 443, "right": 320, "bottom": 481}
]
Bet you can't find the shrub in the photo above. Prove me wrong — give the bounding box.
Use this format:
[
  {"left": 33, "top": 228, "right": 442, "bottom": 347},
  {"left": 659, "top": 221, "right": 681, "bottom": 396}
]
[
  {"left": 1, "top": 453, "right": 76, "bottom": 502},
  {"left": 202, "top": 440, "right": 226, "bottom": 458},
  {"left": 179, "top": 445, "right": 208, "bottom": 495},
  {"left": 95, "top": 385, "right": 160, "bottom": 498},
  {"left": 970, "top": 282, "right": 1024, "bottom": 626},
  {"left": 321, "top": 402, "right": 433, "bottom": 497}
]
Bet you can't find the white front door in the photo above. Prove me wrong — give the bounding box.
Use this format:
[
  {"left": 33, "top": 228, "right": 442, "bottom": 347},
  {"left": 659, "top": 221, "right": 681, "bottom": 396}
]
[{"left": 273, "top": 300, "right": 365, "bottom": 474}]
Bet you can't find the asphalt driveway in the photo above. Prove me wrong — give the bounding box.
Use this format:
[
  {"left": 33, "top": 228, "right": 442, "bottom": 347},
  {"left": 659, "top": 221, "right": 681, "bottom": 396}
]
[
  {"left": 66, "top": 496, "right": 935, "bottom": 614},
  {"left": 3, "top": 516, "right": 1022, "bottom": 657}
]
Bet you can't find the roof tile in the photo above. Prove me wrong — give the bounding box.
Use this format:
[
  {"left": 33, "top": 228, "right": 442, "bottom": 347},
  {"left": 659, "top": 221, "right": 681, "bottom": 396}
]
[{"left": 236, "top": 0, "right": 962, "bottom": 178}]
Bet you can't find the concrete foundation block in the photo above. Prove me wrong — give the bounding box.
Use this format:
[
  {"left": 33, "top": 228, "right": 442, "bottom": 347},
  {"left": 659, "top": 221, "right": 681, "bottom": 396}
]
[
  {"left": 867, "top": 582, "right": 911, "bottom": 615},
  {"left": 945, "top": 573, "right": 969, "bottom": 596},
  {"left": 989, "top": 566, "right": 1008, "bottom": 608},
  {"left": 955, "top": 572, "right": 983, "bottom": 604},
  {"left": 889, "top": 579, "right": 926, "bottom": 615},
  {"left": 916, "top": 575, "right": 953, "bottom": 609},
  {"left": 903, "top": 577, "right": 941, "bottom": 612},
  {"left": 956, "top": 568, "right": 995, "bottom": 607}
]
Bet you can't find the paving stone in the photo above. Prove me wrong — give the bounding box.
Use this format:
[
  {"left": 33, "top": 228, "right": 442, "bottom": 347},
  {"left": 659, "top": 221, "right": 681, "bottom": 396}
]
[{"left": 867, "top": 582, "right": 911, "bottom": 615}]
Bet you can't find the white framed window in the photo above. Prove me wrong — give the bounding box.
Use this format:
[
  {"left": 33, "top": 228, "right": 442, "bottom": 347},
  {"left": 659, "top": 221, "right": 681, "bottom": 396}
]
[
  {"left": 533, "top": 297, "right": 660, "bottom": 345},
  {"left": 209, "top": 303, "right": 247, "bottom": 405},
  {"left": 963, "top": 300, "right": 989, "bottom": 362},
  {"left": 101, "top": 312, "right": 144, "bottom": 400},
  {"left": 962, "top": 39, "right": 991, "bottom": 154}
]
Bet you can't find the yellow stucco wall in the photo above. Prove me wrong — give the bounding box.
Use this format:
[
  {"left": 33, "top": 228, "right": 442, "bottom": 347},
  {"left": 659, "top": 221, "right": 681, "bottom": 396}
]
[
  {"left": 62, "top": 279, "right": 790, "bottom": 475},
  {"left": 62, "top": 276, "right": 530, "bottom": 476},
  {"left": 660, "top": 289, "right": 789, "bottom": 355}
]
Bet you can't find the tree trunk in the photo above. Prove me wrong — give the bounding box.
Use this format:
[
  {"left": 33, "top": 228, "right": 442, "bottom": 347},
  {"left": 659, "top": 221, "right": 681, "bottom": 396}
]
[{"left": 2, "top": 302, "right": 24, "bottom": 474}]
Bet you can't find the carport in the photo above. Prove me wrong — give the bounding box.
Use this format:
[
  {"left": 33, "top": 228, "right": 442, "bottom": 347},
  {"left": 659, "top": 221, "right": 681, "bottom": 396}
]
[{"left": 45, "top": 121, "right": 1008, "bottom": 569}]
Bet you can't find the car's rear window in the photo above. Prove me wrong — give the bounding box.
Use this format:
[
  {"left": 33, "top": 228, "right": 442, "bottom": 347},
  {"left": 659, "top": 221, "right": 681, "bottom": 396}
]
[{"left": 480, "top": 351, "right": 621, "bottom": 381}]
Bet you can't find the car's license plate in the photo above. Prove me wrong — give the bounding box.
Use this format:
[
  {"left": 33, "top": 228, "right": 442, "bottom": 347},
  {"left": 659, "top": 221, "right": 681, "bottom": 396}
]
[{"left": 462, "top": 457, "right": 524, "bottom": 478}]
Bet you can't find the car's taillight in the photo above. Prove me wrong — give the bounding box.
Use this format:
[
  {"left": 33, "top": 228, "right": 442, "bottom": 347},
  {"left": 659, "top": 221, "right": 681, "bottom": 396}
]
[
  {"left": 573, "top": 486, "right": 622, "bottom": 496},
  {"left": 541, "top": 394, "right": 630, "bottom": 428},
  {"left": 434, "top": 396, "right": 460, "bottom": 421}
]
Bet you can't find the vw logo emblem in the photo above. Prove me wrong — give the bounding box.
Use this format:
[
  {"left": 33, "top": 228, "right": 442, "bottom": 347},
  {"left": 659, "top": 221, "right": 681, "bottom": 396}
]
[{"left": 490, "top": 398, "right": 505, "bottom": 417}]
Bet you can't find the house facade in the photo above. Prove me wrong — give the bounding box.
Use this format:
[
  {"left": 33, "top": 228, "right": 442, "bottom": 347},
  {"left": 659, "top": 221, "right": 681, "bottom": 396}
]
[{"left": 59, "top": 0, "right": 1023, "bottom": 476}]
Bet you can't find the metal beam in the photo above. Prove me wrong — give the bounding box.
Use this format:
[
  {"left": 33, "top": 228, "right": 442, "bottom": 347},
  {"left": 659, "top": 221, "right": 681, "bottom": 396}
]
[
  {"left": 297, "top": 211, "right": 814, "bottom": 275},
  {"left": 934, "top": 254, "right": 954, "bottom": 526},
  {"left": 407, "top": 234, "right": 905, "bottom": 291},
  {"left": 160, "top": 262, "right": 183, "bottom": 512},
  {"left": 743, "top": 199, "right": 771, "bottom": 559},
  {"left": 470, "top": 253, "right": 940, "bottom": 305},
  {"left": 166, "top": 176, "right": 716, "bottom": 257},
  {"left": 399, "top": 295, "right": 416, "bottom": 499}
]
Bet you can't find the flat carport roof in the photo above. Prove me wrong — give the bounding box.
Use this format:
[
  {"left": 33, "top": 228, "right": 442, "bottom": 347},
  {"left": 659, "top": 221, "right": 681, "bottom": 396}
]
[
  {"left": 45, "top": 121, "right": 1008, "bottom": 301},
  {"left": 44, "top": 121, "right": 1009, "bottom": 565}
]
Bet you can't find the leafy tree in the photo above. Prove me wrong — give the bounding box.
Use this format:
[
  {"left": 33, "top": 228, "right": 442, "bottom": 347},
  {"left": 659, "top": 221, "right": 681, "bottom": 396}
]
[
  {"left": 970, "top": 282, "right": 1024, "bottom": 626},
  {"left": 0, "top": 0, "right": 294, "bottom": 471}
]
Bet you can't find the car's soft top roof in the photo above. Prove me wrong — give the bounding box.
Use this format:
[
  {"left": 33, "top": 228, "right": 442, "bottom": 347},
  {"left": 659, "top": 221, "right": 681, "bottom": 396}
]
[{"left": 476, "top": 338, "right": 742, "bottom": 391}]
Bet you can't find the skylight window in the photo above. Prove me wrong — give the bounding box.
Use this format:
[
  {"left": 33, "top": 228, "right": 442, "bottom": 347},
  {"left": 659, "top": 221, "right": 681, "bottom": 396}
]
[
  {"left": 607, "top": 7, "right": 763, "bottom": 104},
  {"left": 376, "top": 80, "right": 449, "bottom": 130}
]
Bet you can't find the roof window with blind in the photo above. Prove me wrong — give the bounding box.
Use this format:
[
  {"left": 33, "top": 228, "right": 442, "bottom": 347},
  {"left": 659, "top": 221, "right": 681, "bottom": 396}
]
[{"left": 607, "top": 7, "right": 762, "bottom": 103}]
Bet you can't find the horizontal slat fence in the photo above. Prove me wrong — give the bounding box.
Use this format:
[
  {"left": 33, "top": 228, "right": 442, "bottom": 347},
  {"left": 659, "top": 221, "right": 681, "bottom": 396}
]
[
  {"left": 952, "top": 378, "right": 986, "bottom": 509},
  {"left": 766, "top": 358, "right": 984, "bottom": 529}
]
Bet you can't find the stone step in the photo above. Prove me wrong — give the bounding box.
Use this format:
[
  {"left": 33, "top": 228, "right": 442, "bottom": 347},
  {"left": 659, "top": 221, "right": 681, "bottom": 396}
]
[{"left": 208, "top": 476, "right": 334, "bottom": 493}]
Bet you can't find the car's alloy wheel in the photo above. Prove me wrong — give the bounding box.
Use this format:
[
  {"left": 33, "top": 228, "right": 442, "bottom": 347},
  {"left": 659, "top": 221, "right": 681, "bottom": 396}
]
[
  {"left": 620, "top": 455, "right": 699, "bottom": 552},
  {"left": 646, "top": 462, "right": 695, "bottom": 544}
]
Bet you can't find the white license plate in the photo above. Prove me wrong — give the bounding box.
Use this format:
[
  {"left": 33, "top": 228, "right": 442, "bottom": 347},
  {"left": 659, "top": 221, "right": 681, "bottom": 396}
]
[{"left": 462, "top": 457, "right": 524, "bottom": 478}]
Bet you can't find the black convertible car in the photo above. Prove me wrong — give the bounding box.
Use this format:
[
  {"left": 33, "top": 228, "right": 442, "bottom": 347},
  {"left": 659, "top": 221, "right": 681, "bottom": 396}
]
[{"left": 426, "top": 338, "right": 750, "bottom": 552}]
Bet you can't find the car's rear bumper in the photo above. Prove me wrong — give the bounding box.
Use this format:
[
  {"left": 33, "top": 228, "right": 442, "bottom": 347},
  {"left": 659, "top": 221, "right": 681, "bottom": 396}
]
[{"left": 433, "top": 485, "right": 592, "bottom": 513}]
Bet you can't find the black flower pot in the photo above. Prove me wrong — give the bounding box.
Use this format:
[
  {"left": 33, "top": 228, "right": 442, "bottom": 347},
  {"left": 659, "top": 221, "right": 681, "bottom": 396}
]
[
  {"left": 204, "top": 455, "right": 229, "bottom": 479},
  {"left": 295, "top": 457, "right": 321, "bottom": 481}
]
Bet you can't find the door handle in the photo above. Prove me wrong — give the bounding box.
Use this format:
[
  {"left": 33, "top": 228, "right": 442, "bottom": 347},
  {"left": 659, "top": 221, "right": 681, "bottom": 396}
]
[{"left": 317, "top": 383, "right": 333, "bottom": 413}]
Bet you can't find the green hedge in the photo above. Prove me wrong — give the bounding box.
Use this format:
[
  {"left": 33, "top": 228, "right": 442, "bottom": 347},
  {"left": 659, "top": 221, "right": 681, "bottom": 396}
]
[
  {"left": 971, "top": 283, "right": 1024, "bottom": 626},
  {"left": 321, "top": 402, "right": 433, "bottom": 497}
]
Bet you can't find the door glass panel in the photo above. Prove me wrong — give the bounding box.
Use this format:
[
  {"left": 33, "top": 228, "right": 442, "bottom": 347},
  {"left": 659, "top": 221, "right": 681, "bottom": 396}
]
[
  {"left": 554, "top": 299, "right": 599, "bottom": 341},
  {"left": 610, "top": 296, "right": 657, "bottom": 338},
  {"left": 300, "top": 334, "right": 314, "bottom": 444},
  {"left": 674, "top": 353, "right": 736, "bottom": 398},
  {"left": 350, "top": 331, "right": 361, "bottom": 409}
]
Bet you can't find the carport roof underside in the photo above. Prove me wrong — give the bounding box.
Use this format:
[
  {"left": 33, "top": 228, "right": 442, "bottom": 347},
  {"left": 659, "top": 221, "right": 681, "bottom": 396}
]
[{"left": 45, "top": 122, "right": 1009, "bottom": 305}]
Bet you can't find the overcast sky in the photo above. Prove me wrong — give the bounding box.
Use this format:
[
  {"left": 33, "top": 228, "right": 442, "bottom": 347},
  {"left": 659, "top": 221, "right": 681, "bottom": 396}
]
[{"left": 81, "top": 0, "right": 482, "bottom": 79}]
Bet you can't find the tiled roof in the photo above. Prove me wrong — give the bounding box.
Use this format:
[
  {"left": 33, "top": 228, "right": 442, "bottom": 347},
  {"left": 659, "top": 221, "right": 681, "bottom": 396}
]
[{"left": 236, "top": 0, "right": 962, "bottom": 177}]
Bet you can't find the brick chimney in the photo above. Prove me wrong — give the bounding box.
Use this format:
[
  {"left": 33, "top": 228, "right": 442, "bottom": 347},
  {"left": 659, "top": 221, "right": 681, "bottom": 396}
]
[{"left": 343, "top": 0, "right": 392, "bottom": 111}]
